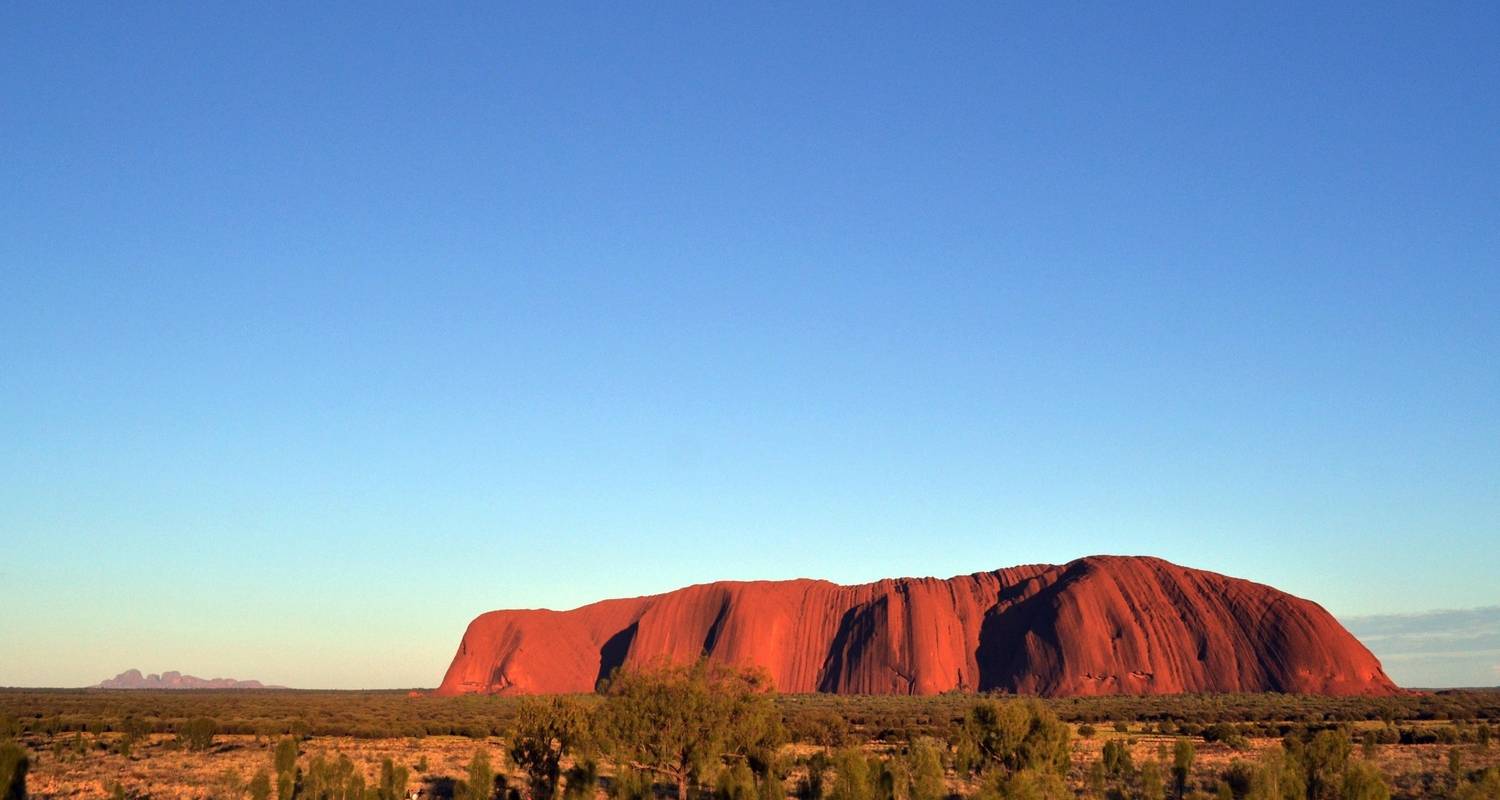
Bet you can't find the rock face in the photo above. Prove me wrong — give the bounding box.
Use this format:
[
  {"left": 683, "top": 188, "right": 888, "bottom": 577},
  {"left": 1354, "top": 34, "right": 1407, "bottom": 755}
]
[
  {"left": 96, "top": 669, "right": 279, "bottom": 690},
  {"left": 436, "top": 556, "right": 1398, "bottom": 697}
]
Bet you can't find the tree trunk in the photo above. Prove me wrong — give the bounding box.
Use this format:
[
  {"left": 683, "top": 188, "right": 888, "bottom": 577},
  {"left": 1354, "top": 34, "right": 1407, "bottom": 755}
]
[{"left": 677, "top": 774, "right": 688, "bottom": 800}]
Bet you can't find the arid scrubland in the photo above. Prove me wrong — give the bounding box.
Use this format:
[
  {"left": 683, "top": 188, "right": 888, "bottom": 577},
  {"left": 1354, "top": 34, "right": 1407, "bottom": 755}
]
[{"left": 3, "top": 670, "right": 1498, "bottom": 800}]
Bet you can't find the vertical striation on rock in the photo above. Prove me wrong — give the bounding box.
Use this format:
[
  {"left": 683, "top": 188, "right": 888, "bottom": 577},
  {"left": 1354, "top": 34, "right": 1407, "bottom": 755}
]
[{"left": 435, "top": 556, "right": 1396, "bottom": 697}]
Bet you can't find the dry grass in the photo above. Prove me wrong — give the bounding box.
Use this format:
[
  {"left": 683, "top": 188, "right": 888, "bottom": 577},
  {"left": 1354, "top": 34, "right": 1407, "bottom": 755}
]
[
  {"left": 20, "top": 731, "right": 1500, "bottom": 800},
  {"left": 24, "top": 733, "right": 508, "bottom": 799}
]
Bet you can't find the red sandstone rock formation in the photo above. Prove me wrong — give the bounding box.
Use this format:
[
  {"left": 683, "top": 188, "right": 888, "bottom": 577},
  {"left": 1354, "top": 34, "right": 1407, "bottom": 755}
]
[
  {"left": 96, "top": 669, "right": 280, "bottom": 689},
  {"left": 436, "top": 556, "right": 1397, "bottom": 697}
]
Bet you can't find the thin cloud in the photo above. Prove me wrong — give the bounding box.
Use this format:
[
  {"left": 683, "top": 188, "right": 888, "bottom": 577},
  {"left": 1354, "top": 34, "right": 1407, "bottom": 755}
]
[{"left": 1340, "top": 606, "right": 1500, "bottom": 688}]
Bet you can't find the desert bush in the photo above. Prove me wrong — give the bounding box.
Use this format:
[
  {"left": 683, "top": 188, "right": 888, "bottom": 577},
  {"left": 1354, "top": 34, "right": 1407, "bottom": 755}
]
[
  {"left": 1301, "top": 730, "right": 1353, "bottom": 800},
  {"left": 598, "top": 660, "right": 782, "bottom": 800},
  {"left": 564, "top": 759, "right": 600, "bottom": 800},
  {"left": 5, "top": 687, "right": 1499, "bottom": 745},
  {"left": 788, "top": 707, "right": 851, "bottom": 749},
  {"left": 717, "top": 761, "right": 759, "bottom": 800},
  {"left": 302, "top": 752, "right": 366, "bottom": 800},
  {"left": 216, "top": 767, "right": 247, "bottom": 800},
  {"left": 376, "top": 758, "right": 409, "bottom": 800},
  {"left": 797, "top": 751, "right": 831, "bottom": 800},
  {"left": 1139, "top": 760, "right": 1166, "bottom": 800},
  {"left": 0, "top": 742, "right": 27, "bottom": 800},
  {"left": 1451, "top": 766, "right": 1500, "bottom": 800},
  {"left": 611, "top": 768, "right": 654, "bottom": 800},
  {"left": 903, "top": 737, "right": 946, "bottom": 800},
  {"left": 274, "top": 737, "right": 300, "bottom": 800},
  {"left": 1173, "top": 739, "right": 1196, "bottom": 799},
  {"left": 826, "top": 748, "right": 871, "bottom": 800},
  {"left": 977, "top": 767, "right": 1069, "bottom": 800},
  {"left": 509, "top": 696, "right": 591, "bottom": 800},
  {"left": 1338, "top": 761, "right": 1387, "bottom": 800},
  {"left": 1102, "top": 738, "right": 1133, "bottom": 777},
  {"left": 1202, "top": 723, "right": 1250, "bottom": 750},
  {"left": 463, "top": 748, "right": 497, "bottom": 800},
  {"left": 249, "top": 770, "right": 273, "bottom": 800},
  {"left": 178, "top": 716, "right": 218, "bottom": 751},
  {"left": 1241, "top": 748, "right": 1304, "bottom": 800},
  {"left": 955, "top": 699, "right": 1069, "bottom": 778}
]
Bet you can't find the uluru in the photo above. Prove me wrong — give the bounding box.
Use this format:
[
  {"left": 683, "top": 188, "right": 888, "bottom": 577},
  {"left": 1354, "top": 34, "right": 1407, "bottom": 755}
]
[{"left": 437, "top": 555, "right": 1397, "bottom": 697}]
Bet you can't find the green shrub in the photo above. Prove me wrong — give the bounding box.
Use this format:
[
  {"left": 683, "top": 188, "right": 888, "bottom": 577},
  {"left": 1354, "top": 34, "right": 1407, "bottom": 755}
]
[
  {"left": 178, "top": 716, "right": 217, "bottom": 751},
  {"left": 827, "top": 748, "right": 871, "bottom": 800},
  {"left": 610, "top": 768, "right": 654, "bottom": 800},
  {"left": 464, "top": 748, "right": 497, "bottom": 800},
  {"left": 249, "top": 770, "right": 273, "bottom": 800},
  {"left": 956, "top": 700, "right": 1069, "bottom": 778},
  {"left": 509, "top": 697, "right": 590, "bottom": 800},
  {"left": 1339, "top": 761, "right": 1387, "bottom": 800},
  {"left": 1139, "top": 760, "right": 1166, "bottom": 800},
  {"left": 905, "top": 737, "right": 946, "bottom": 800},
  {"left": 1452, "top": 767, "right": 1500, "bottom": 800},
  {"left": 599, "top": 661, "right": 782, "bottom": 800},
  {"left": 1173, "top": 739, "right": 1195, "bottom": 798},
  {"left": 716, "top": 761, "right": 758, "bottom": 800},
  {"left": 1102, "top": 739, "right": 1133, "bottom": 777},
  {"left": 983, "top": 768, "right": 1069, "bottom": 800},
  {"left": 0, "top": 742, "right": 27, "bottom": 800},
  {"left": 564, "top": 759, "right": 600, "bottom": 800},
  {"left": 377, "top": 758, "right": 409, "bottom": 800},
  {"left": 274, "top": 737, "right": 300, "bottom": 800}
]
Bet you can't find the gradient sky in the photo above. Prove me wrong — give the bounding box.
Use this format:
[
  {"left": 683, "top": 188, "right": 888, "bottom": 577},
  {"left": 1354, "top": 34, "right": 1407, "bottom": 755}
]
[{"left": 2, "top": 3, "right": 1497, "bottom": 690}]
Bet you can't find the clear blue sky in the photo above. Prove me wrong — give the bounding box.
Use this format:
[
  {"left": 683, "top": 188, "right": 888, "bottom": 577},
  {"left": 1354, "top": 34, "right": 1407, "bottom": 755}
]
[{"left": 2, "top": 3, "right": 1497, "bottom": 689}]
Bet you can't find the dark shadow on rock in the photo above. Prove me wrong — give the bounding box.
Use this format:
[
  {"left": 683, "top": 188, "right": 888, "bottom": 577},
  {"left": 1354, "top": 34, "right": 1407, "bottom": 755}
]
[
  {"left": 818, "top": 596, "right": 892, "bottom": 693},
  {"left": 976, "top": 563, "right": 1083, "bottom": 692},
  {"left": 596, "top": 621, "right": 639, "bottom": 690}
]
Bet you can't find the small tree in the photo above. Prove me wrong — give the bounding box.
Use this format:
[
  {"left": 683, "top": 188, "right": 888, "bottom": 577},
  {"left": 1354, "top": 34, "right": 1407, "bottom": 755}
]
[
  {"left": 717, "top": 761, "right": 759, "bottom": 800},
  {"left": 991, "top": 768, "right": 1069, "bottom": 800},
  {"left": 302, "top": 752, "right": 365, "bottom": 800},
  {"left": 0, "top": 742, "right": 27, "bottom": 800},
  {"left": 465, "top": 748, "right": 497, "bottom": 800},
  {"left": 905, "top": 738, "right": 946, "bottom": 800},
  {"left": 1304, "top": 731, "right": 1352, "bottom": 800},
  {"left": 1172, "top": 739, "right": 1195, "bottom": 799},
  {"left": 957, "top": 700, "right": 1069, "bottom": 779},
  {"left": 1139, "top": 760, "right": 1166, "bottom": 800},
  {"left": 119, "top": 715, "right": 150, "bottom": 758},
  {"left": 1102, "top": 739, "right": 1133, "bottom": 778},
  {"left": 377, "top": 758, "right": 409, "bottom": 800},
  {"left": 178, "top": 717, "right": 218, "bottom": 751},
  {"left": 508, "top": 696, "right": 591, "bottom": 800},
  {"left": 828, "top": 748, "right": 871, "bottom": 800},
  {"left": 274, "top": 738, "right": 300, "bottom": 800},
  {"left": 1244, "top": 748, "right": 1304, "bottom": 800},
  {"left": 599, "top": 660, "right": 782, "bottom": 800},
  {"left": 1452, "top": 767, "right": 1500, "bottom": 800},
  {"left": 564, "top": 759, "right": 600, "bottom": 800},
  {"left": 1340, "top": 761, "right": 1388, "bottom": 800},
  {"left": 611, "top": 768, "right": 654, "bottom": 800},
  {"left": 248, "top": 770, "right": 273, "bottom": 800}
]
